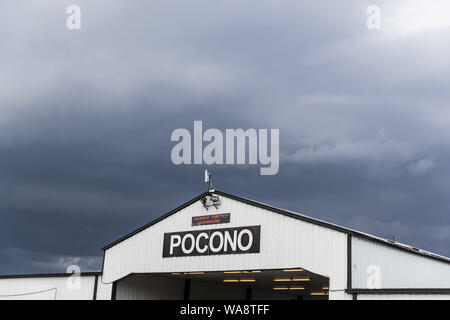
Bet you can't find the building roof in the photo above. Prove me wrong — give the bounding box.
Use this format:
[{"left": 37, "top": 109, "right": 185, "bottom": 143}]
[{"left": 101, "top": 189, "right": 450, "bottom": 265}]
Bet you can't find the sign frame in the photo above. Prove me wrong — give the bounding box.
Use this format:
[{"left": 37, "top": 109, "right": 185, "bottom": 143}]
[{"left": 162, "top": 225, "right": 261, "bottom": 258}]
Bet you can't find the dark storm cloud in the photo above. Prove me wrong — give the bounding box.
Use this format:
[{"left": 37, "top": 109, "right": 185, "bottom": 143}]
[{"left": 1, "top": 0, "right": 450, "bottom": 274}]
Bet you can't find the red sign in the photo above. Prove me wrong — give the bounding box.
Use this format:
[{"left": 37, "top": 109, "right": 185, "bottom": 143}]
[{"left": 192, "top": 213, "right": 230, "bottom": 226}]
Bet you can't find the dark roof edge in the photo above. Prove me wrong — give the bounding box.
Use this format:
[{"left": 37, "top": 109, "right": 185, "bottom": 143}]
[
  {"left": 346, "top": 288, "right": 450, "bottom": 294},
  {"left": 101, "top": 191, "right": 210, "bottom": 250},
  {"left": 101, "top": 189, "right": 450, "bottom": 265},
  {"left": 0, "top": 272, "right": 101, "bottom": 280}
]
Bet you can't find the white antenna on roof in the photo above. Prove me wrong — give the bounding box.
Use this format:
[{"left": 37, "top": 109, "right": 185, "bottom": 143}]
[{"left": 204, "top": 170, "right": 212, "bottom": 190}]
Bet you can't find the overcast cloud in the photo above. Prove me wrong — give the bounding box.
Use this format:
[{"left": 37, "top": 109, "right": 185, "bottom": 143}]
[{"left": 1, "top": 0, "right": 450, "bottom": 274}]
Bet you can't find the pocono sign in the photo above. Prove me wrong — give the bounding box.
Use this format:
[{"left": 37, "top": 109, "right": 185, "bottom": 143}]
[{"left": 162, "top": 226, "right": 260, "bottom": 257}]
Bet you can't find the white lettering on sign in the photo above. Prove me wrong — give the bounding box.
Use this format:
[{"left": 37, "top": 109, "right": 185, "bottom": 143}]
[
  {"left": 169, "top": 235, "right": 181, "bottom": 255},
  {"left": 181, "top": 233, "right": 196, "bottom": 254},
  {"left": 209, "top": 231, "right": 224, "bottom": 253},
  {"left": 224, "top": 230, "right": 237, "bottom": 252},
  {"left": 238, "top": 229, "right": 253, "bottom": 251},
  {"left": 196, "top": 232, "right": 209, "bottom": 253}
]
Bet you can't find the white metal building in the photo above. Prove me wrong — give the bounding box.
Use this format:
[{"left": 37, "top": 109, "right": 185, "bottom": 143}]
[{"left": 1, "top": 189, "right": 449, "bottom": 300}]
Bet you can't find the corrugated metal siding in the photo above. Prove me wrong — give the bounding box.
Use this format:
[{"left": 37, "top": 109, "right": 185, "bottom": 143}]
[
  {"left": 95, "top": 275, "right": 113, "bottom": 300},
  {"left": 0, "top": 276, "right": 96, "bottom": 300},
  {"left": 0, "top": 275, "right": 112, "bottom": 300},
  {"left": 357, "top": 293, "right": 450, "bottom": 300},
  {"left": 352, "top": 237, "right": 450, "bottom": 289},
  {"left": 103, "top": 193, "right": 348, "bottom": 294}
]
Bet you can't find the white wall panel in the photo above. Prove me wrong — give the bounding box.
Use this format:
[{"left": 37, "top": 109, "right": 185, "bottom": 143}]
[
  {"left": 352, "top": 237, "right": 450, "bottom": 289},
  {"left": 103, "top": 193, "right": 348, "bottom": 296},
  {"left": 329, "top": 290, "right": 353, "bottom": 300},
  {"left": 0, "top": 275, "right": 96, "bottom": 300},
  {"left": 95, "top": 275, "right": 113, "bottom": 300}
]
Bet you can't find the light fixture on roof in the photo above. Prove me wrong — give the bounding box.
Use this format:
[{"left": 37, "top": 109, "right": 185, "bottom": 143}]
[
  {"left": 201, "top": 171, "right": 221, "bottom": 210},
  {"left": 201, "top": 194, "right": 220, "bottom": 210}
]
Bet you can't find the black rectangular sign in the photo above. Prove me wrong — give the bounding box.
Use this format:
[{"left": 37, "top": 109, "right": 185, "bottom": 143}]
[
  {"left": 192, "top": 213, "right": 230, "bottom": 226},
  {"left": 162, "top": 225, "right": 260, "bottom": 258}
]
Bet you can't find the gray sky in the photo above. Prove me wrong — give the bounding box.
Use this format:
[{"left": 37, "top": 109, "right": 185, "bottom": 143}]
[{"left": 1, "top": 0, "right": 450, "bottom": 274}]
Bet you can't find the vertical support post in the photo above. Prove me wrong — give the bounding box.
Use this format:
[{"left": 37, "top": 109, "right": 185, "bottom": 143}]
[
  {"left": 111, "top": 281, "right": 117, "bottom": 300},
  {"left": 347, "top": 234, "right": 352, "bottom": 290},
  {"left": 93, "top": 274, "right": 99, "bottom": 300},
  {"left": 246, "top": 287, "right": 252, "bottom": 300},
  {"left": 184, "top": 279, "right": 191, "bottom": 300}
]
